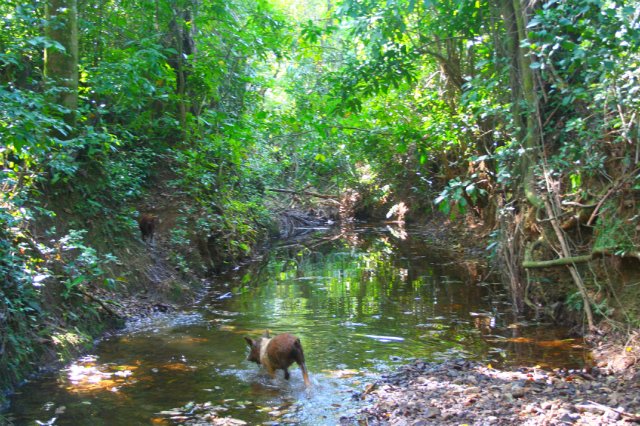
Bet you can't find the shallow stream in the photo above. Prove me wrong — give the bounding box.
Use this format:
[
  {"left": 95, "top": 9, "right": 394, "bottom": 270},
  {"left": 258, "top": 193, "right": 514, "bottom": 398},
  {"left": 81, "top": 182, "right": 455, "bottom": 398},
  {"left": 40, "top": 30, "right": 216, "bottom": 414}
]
[{"left": 6, "top": 225, "right": 589, "bottom": 425}]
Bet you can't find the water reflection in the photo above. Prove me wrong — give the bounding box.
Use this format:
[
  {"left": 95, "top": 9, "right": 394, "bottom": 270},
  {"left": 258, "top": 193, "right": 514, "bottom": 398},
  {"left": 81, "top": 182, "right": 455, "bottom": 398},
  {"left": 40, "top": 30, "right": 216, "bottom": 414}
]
[{"left": 6, "top": 226, "right": 588, "bottom": 425}]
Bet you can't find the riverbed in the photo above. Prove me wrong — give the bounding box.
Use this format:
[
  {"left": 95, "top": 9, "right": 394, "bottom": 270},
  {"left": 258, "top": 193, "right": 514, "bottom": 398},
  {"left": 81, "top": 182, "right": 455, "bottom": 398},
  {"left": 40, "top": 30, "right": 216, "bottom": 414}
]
[{"left": 5, "top": 225, "right": 588, "bottom": 425}]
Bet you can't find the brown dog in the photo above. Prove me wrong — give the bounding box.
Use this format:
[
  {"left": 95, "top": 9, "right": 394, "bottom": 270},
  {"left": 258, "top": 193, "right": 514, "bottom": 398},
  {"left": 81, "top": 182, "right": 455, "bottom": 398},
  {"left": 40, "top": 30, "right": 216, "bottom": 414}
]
[
  {"left": 138, "top": 213, "right": 158, "bottom": 242},
  {"left": 244, "top": 332, "right": 311, "bottom": 386}
]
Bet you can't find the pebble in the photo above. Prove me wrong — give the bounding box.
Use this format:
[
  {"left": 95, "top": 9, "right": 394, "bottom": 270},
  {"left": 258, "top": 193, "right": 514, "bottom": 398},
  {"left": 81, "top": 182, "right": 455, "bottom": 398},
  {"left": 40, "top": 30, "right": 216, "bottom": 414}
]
[{"left": 424, "top": 407, "right": 440, "bottom": 418}]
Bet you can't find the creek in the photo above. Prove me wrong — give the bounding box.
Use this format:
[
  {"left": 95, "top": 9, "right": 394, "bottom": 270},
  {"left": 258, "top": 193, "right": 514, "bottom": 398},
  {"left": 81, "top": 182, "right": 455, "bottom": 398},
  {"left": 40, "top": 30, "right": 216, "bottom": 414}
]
[{"left": 6, "top": 225, "right": 589, "bottom": 425}]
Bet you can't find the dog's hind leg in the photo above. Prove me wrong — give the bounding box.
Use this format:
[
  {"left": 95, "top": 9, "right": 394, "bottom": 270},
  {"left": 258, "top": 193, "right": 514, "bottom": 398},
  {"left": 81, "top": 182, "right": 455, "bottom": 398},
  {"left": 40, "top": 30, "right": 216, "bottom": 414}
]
[{"left": 292, "top": 339, "right": 311, "bottom": 386}]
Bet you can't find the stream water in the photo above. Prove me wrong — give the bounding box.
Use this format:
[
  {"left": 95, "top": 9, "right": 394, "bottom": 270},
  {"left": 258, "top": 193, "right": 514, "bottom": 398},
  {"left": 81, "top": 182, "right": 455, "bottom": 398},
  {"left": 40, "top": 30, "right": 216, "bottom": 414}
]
[{"left": 6, "top": 225, "right": 589, "bottom": 425}]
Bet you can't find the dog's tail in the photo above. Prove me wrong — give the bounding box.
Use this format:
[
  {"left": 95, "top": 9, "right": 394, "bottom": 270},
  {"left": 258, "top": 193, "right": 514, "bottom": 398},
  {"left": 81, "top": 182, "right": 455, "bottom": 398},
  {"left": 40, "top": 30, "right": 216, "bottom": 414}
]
[{"left": 294, "top": 338, "right": 311, "bottom": 387}]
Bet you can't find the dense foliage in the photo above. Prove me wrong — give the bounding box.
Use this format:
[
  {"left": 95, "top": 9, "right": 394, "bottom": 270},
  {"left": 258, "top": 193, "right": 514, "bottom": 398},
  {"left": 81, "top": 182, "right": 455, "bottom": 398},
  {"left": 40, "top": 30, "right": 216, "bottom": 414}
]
[
  {"left": 1, "top": 0, "right": 639, "bottom": 406},
  {"left": 1, "top": 0, "right": 290, "bottom": 403},
  {"left": 320, "top": 0, "right": 640, "bottom": 330}
]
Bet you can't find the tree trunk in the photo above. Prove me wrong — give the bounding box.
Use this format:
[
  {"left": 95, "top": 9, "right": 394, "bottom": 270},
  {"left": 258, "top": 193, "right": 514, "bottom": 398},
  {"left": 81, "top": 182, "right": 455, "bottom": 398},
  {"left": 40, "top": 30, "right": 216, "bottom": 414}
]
[
  {"left": 44, "top": 0, "right": 79, "bottom": 127},
  {"left": 497, "top": 0, "right": 543, "bottom": 315},
  {"left": 511, "top": 0, "right": 543, "bottom": 209},
  {"left": 171, "top": 7, "right": 188, "bottom": 131},
  {"left": 502, "top": 0, "right": 542, "bottom": 209}
]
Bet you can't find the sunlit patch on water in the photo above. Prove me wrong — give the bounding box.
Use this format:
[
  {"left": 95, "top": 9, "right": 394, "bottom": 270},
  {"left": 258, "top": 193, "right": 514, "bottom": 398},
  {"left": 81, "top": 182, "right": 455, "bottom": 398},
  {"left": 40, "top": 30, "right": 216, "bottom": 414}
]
[
  {"left": 160, "top": 362, "right": 198, "bottom": 372},
  {"left": 63, "top": 356, "right": 139, "bottom": 394},
  {"left": 357, "top": 334, "right": 405, "bottom": 342},
  {"left": 488, "top": 336, "right": 584, "bottom": 348},
  {"left": 322, "top": 368, "right": 361, "bottom": 378},
  {"left": 340, "top": 321, "right": 367, "bottom": 328}
]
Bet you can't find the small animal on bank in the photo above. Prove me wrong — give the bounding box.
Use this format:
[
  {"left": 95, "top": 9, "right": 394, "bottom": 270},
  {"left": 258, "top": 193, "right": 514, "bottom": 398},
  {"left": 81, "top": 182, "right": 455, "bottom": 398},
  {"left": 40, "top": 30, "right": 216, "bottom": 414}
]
[
  {"left": 138, "top": 213, "right": 158, "bottom": 242},
  {"left": 244, "top": 332, "right": 311, "bottom": 386}
]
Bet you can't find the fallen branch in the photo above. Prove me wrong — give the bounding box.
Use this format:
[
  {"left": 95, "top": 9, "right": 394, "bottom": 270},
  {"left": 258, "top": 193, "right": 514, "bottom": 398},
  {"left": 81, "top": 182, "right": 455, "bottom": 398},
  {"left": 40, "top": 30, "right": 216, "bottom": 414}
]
[
  {"left": 79, "top": 288, "right": 123, "bottom": 319},
  {"left": 587, "top": 167, "right": 640, "bottom": 226},
  {"left": 277, "top": 233, "right": 343, "bottom": 251},
  {"left": 592, "top": 247, "right": 640, "bottom": 261},
  {"left": 266, "top": 188, "right": 340, "bottom": 202},
  {"left": 542, "top": 173, "right": 595, "bottom": 330},
  {"left": 561, "top": 201, "right": 598, "bottom": 208},
  {"left": 584, "top": 400, "right": 640, "bottom": 422},
  {"left": 523, "top": 255, "right": 593, "bottom": 268},
  {"left": 523, "top": 247, "right": 640, "bottom": 268},
  {"left": 587, "top": 185, "right": 618, "bottom": 227},
  {"left": 281, "top": 211, "right": 322, "bottom": 226}
]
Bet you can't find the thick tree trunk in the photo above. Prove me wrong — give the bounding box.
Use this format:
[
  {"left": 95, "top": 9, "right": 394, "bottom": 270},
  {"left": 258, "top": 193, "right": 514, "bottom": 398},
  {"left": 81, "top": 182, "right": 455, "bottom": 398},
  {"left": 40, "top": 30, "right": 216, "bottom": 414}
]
[
  {"left": 44, "top": 0, "right": 79, "bottom": 126},
  {"left": 168, "top": 5, "right": 196, "bottom": 135},
  {"left": 511, "top": 0, "right": 543, "bottom": 209},
  {"left": 502, "top": 0, "right": 542, "bottom": 208},
  {"left": 497, "top": 0, "right": 544, "bottom": 315}
]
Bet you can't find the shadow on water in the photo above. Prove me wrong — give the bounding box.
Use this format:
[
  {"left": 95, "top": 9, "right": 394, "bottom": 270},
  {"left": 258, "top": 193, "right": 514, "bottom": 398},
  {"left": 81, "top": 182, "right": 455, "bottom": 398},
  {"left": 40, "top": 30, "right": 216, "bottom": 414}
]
[{"left": 5, "top": 225, "right": 589, "bottom": 425}]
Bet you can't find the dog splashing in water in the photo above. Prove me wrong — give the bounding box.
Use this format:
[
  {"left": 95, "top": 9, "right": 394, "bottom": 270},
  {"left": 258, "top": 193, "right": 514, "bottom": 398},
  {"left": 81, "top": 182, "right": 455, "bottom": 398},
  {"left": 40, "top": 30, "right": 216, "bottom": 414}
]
[{"left": 244, "top": 331, "right": 311, "bottom": 387}]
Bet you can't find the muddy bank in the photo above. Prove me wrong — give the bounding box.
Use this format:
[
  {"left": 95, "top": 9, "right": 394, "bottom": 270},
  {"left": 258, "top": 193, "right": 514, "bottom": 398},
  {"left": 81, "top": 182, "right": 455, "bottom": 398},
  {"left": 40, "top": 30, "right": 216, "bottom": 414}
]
[{"left": 352, "top": 358, "right": 640, "bottom": 425}]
